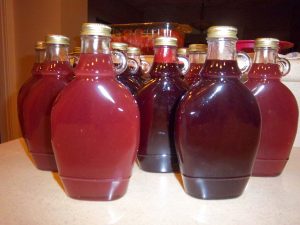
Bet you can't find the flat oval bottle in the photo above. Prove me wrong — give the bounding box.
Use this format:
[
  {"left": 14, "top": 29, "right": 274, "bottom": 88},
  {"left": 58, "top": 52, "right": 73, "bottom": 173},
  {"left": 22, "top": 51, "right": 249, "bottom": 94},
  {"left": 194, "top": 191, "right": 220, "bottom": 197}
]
[
  {"left": 176, "top": 26, "right": 261, "bottom": 199},
  {"left": 22, "top": 35, "right": 73, "bottom": 171},
  {"left": 51, "top": 23, "right": 140, "bottom": 200},
  {"left": 137, "top": 37, "right": 188, "bottom": 173},
  {"left": 245, "top": 38, "right": 298, "bottom": 176}
]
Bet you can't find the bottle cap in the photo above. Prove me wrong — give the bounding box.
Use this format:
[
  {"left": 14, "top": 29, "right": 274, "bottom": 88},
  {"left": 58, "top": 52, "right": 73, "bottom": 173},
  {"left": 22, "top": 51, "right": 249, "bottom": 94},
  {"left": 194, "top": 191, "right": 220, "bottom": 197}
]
[
  {"left": 81, "top": 23, "right": 111, "bottom": 37},
  {"left": 35, "top": 41, "right": 46, "bottom": 50},
  {"left": 46, "top": 35, "right": 70, "bottom": 45},
  {"left": 154, "top": 36, "right": 177, "bottom": 47},
  {"left": 207, "top": 26, "right": 237, "bottom": 39},
  {"left": 255, "top": 38, "right": 279, "bottom": 49},
  {"left": 127, "top": 47, "right": 141, "bottom": 55},
  {"left": 111, "top": 42, "right": 128, "bottom": 51},
  {"left": 177, "top": 48, "right": 188, "bottom": 56},
  {"left": 188, "top": 44, "right": 207, "bottom": 53},
  {"left": 72, "top": 47, "right": 81, "bottom": 54}
]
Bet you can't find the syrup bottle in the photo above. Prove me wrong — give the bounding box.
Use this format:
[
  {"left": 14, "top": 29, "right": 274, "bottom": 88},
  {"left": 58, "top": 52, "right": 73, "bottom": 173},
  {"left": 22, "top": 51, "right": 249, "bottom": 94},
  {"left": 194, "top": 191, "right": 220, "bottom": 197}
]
[
  {"left": 127, "top": 46, "right": 147, "bottom": 85},
  {"left": 245, "top": 38, "right": 298, "bottom": 176},
  {"left": 184, "top": 44, "right": 207, "bottom": 86},
  {"left": 22, "top": 35, "right": 74, "bottom": 171},
  {"left": 175, "top": 26, "right": 261, "bottom": 199},
  {"left": 51, "top": 23, "right": 140, "bottom": 200},
  {"left": 18, "top": 41, "right": 46, "bottom": 136},
  {"left": 137, "top": 37, "right": 188, "bottom": 173}
]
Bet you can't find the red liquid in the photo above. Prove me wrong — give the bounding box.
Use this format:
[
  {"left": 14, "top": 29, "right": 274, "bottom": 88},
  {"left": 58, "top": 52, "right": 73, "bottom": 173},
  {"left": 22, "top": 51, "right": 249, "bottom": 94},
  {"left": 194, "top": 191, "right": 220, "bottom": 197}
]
[
  {"left": 51, "top": 53, "right": 140, "bottom": 200},
  {"left": 117, "top": 66, "right": 143, "bottom": 97},
  {"left": 22, "top": 61, "right": 73, "bottom": 171},
  {"left": 245, "top": 63, "right": 298, "bottom": 176},
  {"left": 18, "top": 63, "right": 43, "bottom": 136},
  {"left": 176, "top": 59, "right": 261, "bottom": 199},
  {"left": 184, "top": 63, "right": 203, "bottom": 86},
  {"left": 137, "top": 62, "right": 188, "bottom": 172}
]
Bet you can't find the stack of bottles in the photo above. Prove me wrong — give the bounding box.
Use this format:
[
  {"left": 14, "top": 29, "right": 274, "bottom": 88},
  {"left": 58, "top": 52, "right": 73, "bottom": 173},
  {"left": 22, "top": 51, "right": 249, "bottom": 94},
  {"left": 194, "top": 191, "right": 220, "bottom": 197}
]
[{"left": 18, "top": 23, "right": 298, "bottom": 201}]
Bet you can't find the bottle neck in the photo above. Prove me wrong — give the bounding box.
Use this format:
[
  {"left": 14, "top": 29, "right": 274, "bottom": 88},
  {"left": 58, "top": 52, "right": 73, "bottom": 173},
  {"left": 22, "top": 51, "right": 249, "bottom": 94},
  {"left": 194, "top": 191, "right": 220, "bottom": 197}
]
[
  {"left": 153, "top": 46, "right": 177, "bottom": 64},
  {"left": 206, "top": 38, "right": 237, "bottom": 60},
  {"left": 253, "top": 47, "right": 278, "bottom": 64},
  {"left": 127, "top": 53, "right": 141, "bottom": 65},
  {"left": 81, "top": 35, "right": 110, "bottom": 54},
  {"left": 189, "top": 52, "right": 206, "bottom": 64},
  {"left": 45, "top": 44, "right": 69, "bottom": 62},
  {"left": 35, "top": 49, "right": 46, "bottom": 63}
]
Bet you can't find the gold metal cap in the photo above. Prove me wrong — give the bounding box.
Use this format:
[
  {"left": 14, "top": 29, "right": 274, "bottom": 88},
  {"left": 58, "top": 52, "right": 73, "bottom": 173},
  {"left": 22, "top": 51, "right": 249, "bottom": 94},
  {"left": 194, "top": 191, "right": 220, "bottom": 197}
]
[
  {"left": 73, "top": 47, "right": 81, "bottom": 54},
  {"left": 81, "top": 23, "right": 111, "bottom": 36},
  {"left": 127, "top": 46, "right": 141, "bottom": 55},
  {"left": 35, "top": 41, "right": 46, "bottom": 50},
  {"left": 46, "top": 35, "right": 70, "bottom": 45},
  {"left": 188, "top": 44, "right": 207, "bottom": 52},
  {"left": 177, "top": 48, "right": 188, "bottom": 56},
  {"left": 207, "top": 26, "right": 237, "bottom": 39},
  {"left": 255, "top": 38, "right": 279, "bottom": 49},
  {"left": 154, "top": 36, "right": 177, "bottom": 47},
  {"left": 111, "top": 42, "right": 128, "bottom": 51}
]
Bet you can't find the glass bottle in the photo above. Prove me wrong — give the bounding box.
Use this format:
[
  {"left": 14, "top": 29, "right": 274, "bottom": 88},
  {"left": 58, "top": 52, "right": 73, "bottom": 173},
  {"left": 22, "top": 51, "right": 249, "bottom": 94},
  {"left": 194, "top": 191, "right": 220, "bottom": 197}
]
[
  {"left": 111, "top": 42, "right": 140, "bottom": 97},
  {"left": 18, "top": 41, "right": 46, "bottom": 136},
  {"left": 175, "top": 26, "right": 261, "bottom": 199},
  {"left": 245, "top": 38, "right": 298, "bottom": 176},
  {"left": 69, "top": 46, "right": 81, "bottom": 68},
  {"left": 127, "top": 46, "right": 147, "bottom": 85},
  {"left": 51, "top": 23, "right": 140, "bottom": 201},
  {"left": 137, "top": 36, "right": 188, "bottom": 173},
  {"left": 184, "top": 44, "right": 207, "bottom": 86},
  {"left": 22, "top": 35, "right": 74, "bottom": 171}
]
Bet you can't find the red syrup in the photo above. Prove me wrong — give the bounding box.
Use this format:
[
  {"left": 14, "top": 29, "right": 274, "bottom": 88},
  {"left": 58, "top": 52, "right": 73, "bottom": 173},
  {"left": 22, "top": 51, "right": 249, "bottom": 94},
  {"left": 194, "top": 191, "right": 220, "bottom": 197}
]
[
  {"left": 51, "top": 53, "right": 140, "bottom": 200},
  {"left": 22, "top": 61, "right": 74, "bottom": 171},
  {"left": 18, "top": 63, "right": 43, "bottom": 135},
  {"left": 117, "top": 66, "right": 143, "bottom": 97},
  {"left": 137, "top": 45, "right": 188, "bottom": 172},
  {"left": 245, "top": 63, "right": 298, "bottom": 176},
  {"left": 184, "top": 63, "right": 203, "bottom": 86},
  {"left": 176, "top": 59, "right": 261, "bottom": 199}
]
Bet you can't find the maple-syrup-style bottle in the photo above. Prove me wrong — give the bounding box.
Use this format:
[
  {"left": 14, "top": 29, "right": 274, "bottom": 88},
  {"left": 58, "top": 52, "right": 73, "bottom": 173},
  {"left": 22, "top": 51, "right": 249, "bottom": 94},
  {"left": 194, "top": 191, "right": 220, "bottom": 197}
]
[
  {"left": 175, "top": 26, "right": 261, "bottom": 199},
  {"left": 184, "top": 44, "right": 207, "bottom": 86},
  {"left": 18, "top": 41, "right": 46, "bottom": 135},
  {"left": 137, "top": 37, "right": 188, "bottom": 173},
  {"left": 51, "top": 23, "right": 140, "bottom": 201},
  {"left": 127, "top": 46, "right": 147, "bottom": 85},
  {"left": 245, "top": 38, "right": 298, "bottom": 176},
  {"left": 111, "top": 42, "right": 140, "bottom": 97},
  {"left": 22, "top": 35, "right": 74, "bottom": 171}
]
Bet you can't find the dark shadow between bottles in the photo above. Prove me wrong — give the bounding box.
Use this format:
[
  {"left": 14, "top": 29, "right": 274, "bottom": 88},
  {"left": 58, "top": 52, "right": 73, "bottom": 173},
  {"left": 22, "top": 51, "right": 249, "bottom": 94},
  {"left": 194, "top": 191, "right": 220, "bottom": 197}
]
[
  {"left": 52, "top": 172, "right": 64, "bottom": 191},
  {"left": 174, "top": 172, "right": 184, "bottom": 189}
]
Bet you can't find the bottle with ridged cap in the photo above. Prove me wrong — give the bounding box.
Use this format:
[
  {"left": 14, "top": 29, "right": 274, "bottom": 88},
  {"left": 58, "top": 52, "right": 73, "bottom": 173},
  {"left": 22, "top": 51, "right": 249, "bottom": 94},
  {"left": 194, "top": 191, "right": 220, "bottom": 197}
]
[
  {"left": 18, "top": 41, "right": 46, "bottom": 136},
  {"left": 175, "top": 26, "right": 261, "bottom": 199},
  {"left": 184, "top": 44, "right": 207, "bottom": 86},
  {"left": 22, "top": 35, "right": 74, "bottom": 171},
  {"left": 111, "top": 42, "right": 140, "bottom": 96},
  {"left": 137, "top": 36, "right": 188, "bottom": 173},
  {"left": 245, "top": 38, "right": 298, "bottom": 176},
  {"left": 51, "top": 23, "right": 140, "bottom": 201}
]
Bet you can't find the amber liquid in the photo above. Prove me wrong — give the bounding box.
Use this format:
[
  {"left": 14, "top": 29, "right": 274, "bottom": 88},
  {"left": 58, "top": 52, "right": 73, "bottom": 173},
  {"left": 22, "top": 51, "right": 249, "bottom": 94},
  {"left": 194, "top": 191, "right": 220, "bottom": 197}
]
[
  {"left": 245, "top": 63, "right": 298, "bottom": 176},
  {"left": 137, "top": 62, "right": 188, "bottom": 172},
  {"left": 176, "top": 59, "right": 261, "bottom": 199},
  {"left": 184, "top": 63, "right": 203, "bottom": 86}
]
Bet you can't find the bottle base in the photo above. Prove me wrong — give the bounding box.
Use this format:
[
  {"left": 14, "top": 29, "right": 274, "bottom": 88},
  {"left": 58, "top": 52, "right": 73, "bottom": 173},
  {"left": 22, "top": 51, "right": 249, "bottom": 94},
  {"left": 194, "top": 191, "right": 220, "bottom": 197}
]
[
  {"left": 252, "top": 158, "right": 288, "bottom": 177},
  {"left": 137, "top": 154, "right": 179, "bottom": 173},
  {"left": 182, "top": 174, "right": 250, "bottom": 199},
  {"left": 60, "top": 176, "right": 129, "bottom": 201},
  {"left": 31, "top": 152, "right": 58, "bottom": 172}
]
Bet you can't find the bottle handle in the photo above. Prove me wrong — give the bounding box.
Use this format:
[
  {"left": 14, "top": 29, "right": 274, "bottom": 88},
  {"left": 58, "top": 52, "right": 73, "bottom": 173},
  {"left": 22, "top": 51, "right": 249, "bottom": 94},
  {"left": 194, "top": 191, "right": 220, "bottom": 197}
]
[
  {"left": 140, "top": 60, "right": 151, "bottom": 74},
  {"left": 237, "top": 51, "right": 252, "bottom": 74},
  {"left": 276, "top": 57, "right": 290, "bottom": 76},
  {"left": 127, "top": 58, "right": 139, "bottom": 74},
  {"left": 111, "top": 50, "right": 128, "bottom": 75},
  {"left": 177, "top": 56, "right": 190, "bottom": 75}
]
